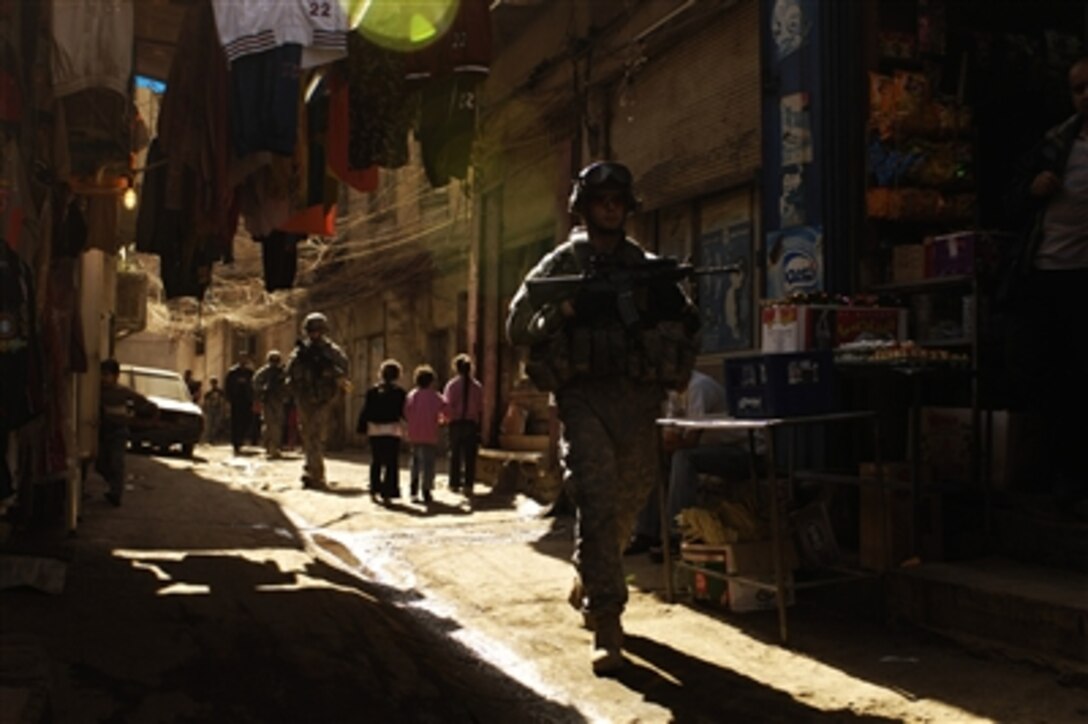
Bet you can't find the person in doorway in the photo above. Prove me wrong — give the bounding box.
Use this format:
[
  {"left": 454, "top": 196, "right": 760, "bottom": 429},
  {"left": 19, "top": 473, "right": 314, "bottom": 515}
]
[
  {"left": 404, "top": 364, "right": 445, "bottom": 504},
  {"left": 1006, "top": 56, "right": 1088, "bottom": 515},
  {"left": 97, "top": 358, "right": 157, "bottom": 506},
  {"left": 225, "top": 354, "right": 255, "bottom": 455},
  {"left": 442, "top": 353, "right": 482, "bottom": 499},
  {"left": 287, "top": 312, "right": 349, "bottom": 490},
  {"left": 626, "top": 369, "right": 755, "bottom": 558},
  {"left": 201, "top": 377, "right": 227, "bottom": 443},
  {"left": 253, "top": 350, "right": 289, "bottom": 459},
  {"left": 506, "top": 161, "right": 699, "bottom": 674},
  {"left": 182, "top": 369, "right": 201, "bottom": 404},
  {"left": 357, "top": 359, "right": 408, "bottom": 502}
]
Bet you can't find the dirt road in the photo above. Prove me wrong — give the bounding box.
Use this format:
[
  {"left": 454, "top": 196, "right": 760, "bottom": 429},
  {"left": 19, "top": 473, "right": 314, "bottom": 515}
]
[{"left": 2, "top": 445, "right": 1084, "bottom": 722}]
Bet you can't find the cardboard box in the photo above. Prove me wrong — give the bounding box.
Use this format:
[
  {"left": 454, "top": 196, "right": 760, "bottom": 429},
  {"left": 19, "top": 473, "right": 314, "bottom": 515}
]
[
  {"left": 891, "top": 245, "right": 926, "bottom": 283},
  {"left": 682, "top": 541, "right": 798, "bottom": 612},
  {"left": 857, "top": 462, "right": 943, "bottom": 569},
  {"left": 790, "top": 501, "right": 841, "bottom": 569},
  {"left": 920, "top": 408, "right": 1043, "bottom": 489},
  {"left": 681, "top": 540, "right": 799, "bottom": 574},
  {"left": 761, "top": 304, "right": 908, "bottom": 353}
]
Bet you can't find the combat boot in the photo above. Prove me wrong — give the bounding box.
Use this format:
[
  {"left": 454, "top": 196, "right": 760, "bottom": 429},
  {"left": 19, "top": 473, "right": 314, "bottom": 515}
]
[{"left": 590, "top": 613, "right": 624, "bottom": 675}]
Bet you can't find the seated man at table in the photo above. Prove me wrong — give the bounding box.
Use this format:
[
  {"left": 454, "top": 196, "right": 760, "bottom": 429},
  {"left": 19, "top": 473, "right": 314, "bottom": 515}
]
[{"left": 626, "top": 369, "right": 754, "bottom": 556}]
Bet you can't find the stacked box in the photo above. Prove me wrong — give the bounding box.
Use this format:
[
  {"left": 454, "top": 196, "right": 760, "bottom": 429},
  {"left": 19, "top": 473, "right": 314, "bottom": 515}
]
[
  {"left": 761, "top": 304, "right": 908, "bottom": 353},
  {"left": 856, "top": 462, "right": 945, "bottom": 569},
  {"left": 891, "top": 245, "right": 926, "bottom": 283},
  {"left": 681, "top": 541, "right": 797, "bottom": 613},
  {"left": 724, "top": 351, "right": 836, "bottom": 418}
]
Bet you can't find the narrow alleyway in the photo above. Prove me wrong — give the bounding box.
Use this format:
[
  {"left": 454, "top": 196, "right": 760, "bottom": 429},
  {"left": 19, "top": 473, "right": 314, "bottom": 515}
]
[{"left": 1, "top": 445, "right": 1084, "bottom": 723}]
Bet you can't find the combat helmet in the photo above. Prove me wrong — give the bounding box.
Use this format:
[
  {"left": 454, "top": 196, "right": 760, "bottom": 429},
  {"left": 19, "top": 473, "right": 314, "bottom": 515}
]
[
  {"left": 302, "top": 312, "right": 329, "bottom": 334},
  {"left": 567, "top": 161, "right": 640, "bottom": 215}
]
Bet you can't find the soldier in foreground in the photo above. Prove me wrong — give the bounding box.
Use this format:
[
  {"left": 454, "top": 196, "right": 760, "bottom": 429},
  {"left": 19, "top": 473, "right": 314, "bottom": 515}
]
[
  {"left": 506, "top": 161, "right": 699, "bottom": 674},
  {"left": 253, "top": 350, "right": 289, "bottom": 459},
  {"left": 286, "top": 313, "right": 349, "bottom": 490}
]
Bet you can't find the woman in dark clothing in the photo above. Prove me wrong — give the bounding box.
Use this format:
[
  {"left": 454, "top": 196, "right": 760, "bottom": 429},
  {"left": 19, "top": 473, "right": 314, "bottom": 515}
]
[{"left": 357, "top": 359, "right": 407, "bottom": 501}]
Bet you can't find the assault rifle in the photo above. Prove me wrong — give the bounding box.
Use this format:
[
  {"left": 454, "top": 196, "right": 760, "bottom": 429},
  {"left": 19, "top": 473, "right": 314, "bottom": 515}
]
[{"left": 526, "top": 256, "right": 740, "bottom": 328}]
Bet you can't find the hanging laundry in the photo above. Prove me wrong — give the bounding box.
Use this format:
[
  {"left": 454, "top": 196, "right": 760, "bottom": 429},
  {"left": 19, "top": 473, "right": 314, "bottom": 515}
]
[
  {"left": 135, "top": 138, "right": 188, "bottom": 256},
  {"left": 0, "top": 241, "right": 42, "bottom": 431},
  {"left": 275, "top": 72, "right": 340, "bottom": 238},
  {"left": 346, "top": 34, "right": 411, "bottom": 170},
  {"left": 50, "top": 0, "right": 133, "bottom": 98},
  {"left": 326, "top": 66, "right": 378, "bottom": 193},
  {"left": 416, "top": 73, "right": 484, "bottom": 187},
  {"left": 257, "top": 230, "right": 303, "bottom": 293},
  {"left": 210, "top": 0, "right": 347, "bottom": 69},
  {"left": 230, "top": 43, "right": 303, "bottom": 159},
  {"left": 0, "top": 138, "right": 29, "bottom": 250},
  {"left": 403, "top": 0, "right": 493, "bottom": 88},
  {"left": 159, "top": 239, "right": 210, "bottom": 301},
  {"left": 62, "top": 87, "right": 131, "bottom": 177},
  {"left": 157, "top": 0, "right": 233, "bottom": 241}
]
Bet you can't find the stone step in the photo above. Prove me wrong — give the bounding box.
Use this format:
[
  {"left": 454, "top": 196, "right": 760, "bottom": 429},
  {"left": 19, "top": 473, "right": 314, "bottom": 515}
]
[
  {"left": 887, "top": 557, "right": 1088, "bottom": 673},
  {"left": 986, "top": 501, "right": 1088, "bottom": 574}
]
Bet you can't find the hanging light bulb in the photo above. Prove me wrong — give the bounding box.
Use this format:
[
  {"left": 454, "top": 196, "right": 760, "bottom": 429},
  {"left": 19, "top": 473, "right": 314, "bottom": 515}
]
[{"left": 122, "top": 186, "right": 138, "bottom": 210}]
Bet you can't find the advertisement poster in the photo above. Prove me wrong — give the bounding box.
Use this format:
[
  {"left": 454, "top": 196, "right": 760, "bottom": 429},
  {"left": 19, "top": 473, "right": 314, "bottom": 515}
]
[
  {"left": 765, "top": 225, "right": 823, "bottom": 300},
  {"left": 698, "top": 222, "right": 753, "bottom": 353},
  {"left": 780, "top": 92, "right": 812, "bottom": 166}
]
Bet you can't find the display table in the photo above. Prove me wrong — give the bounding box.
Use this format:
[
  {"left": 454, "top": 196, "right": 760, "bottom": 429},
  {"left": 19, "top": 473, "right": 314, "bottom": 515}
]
[{"left": 655, "top": 410, "right": 899, "bottom": 644}]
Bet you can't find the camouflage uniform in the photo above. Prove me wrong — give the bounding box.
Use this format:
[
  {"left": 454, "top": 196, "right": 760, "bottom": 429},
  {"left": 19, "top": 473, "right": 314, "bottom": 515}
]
[
  {"left": 253, "top": 356, "right": 289, "bottom": 457},
  {"left": 507, "top": 230, "right": 698, "bottom": 619},
  {"left": 286, "top": 336, "right": 348, "bottom": 486}
]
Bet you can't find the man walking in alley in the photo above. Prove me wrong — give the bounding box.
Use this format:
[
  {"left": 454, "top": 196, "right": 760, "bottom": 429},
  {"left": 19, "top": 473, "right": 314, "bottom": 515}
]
[
  {"left": 97, "top": 358, "right": 156, "bottom": 506},
  {"left": 443, "top": 353, "right": 482, "bottom": 499},
  {"left": 1006, "top": 56, "right": 1088, "bottom": 517},
  {"left": 253, "top": 350, "right": 289, "bottom": 459},
  {"left": 225, "top": 354, "right": 255, "bottom": 456},
  {"left": 506, "top": 161, "right": 700, "bottom": 674},
  {"left": 287, "top": 312, "right": 349, "bottom": 490}
]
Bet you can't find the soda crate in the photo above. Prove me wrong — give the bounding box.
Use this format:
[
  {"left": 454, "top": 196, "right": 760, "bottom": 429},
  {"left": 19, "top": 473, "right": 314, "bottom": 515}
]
[{"left": 724, "top": 351, "right": 836, "bottom": 418}]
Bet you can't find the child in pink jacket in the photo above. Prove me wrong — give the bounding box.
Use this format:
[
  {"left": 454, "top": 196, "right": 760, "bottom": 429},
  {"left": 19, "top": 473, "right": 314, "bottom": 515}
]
[{"left": 404, "top": 365, "right": 446, "bottom": 503}]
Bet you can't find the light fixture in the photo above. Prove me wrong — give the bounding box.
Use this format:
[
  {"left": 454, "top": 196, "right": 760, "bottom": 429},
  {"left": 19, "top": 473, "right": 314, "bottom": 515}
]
[{"left": 122, "top": 182, "right": 137, "bottom": 210}]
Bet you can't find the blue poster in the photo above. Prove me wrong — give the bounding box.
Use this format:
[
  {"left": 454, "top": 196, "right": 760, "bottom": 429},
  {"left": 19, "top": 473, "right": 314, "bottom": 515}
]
[
  {"left": 699, "top": 222, "right": 753, "bottom": 353},
  {"left": 766, "top": 225, "right": 823, "bottom": 300}
]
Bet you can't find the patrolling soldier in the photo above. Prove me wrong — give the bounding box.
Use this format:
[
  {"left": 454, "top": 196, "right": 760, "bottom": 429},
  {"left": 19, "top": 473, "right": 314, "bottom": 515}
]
[
  {"left": 506, "top": 161, "right": 700, "bottom": 674},
  {"left": 286, "top": 313, "right": 349, "bottom": 490},
  {"left": 253, "top": 350, "right": 289, "bottom": 459}
]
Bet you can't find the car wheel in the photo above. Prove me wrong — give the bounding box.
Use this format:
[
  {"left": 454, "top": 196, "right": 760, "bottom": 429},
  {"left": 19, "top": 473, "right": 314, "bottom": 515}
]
[{"left": 181, "top": 443, "right": 194, "bottom": 458}]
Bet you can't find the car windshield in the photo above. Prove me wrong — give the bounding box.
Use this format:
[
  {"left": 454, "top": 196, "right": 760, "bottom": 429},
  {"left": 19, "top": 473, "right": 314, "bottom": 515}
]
[{"left": 130, "top": 371, "right": 191, "bottom": 402}]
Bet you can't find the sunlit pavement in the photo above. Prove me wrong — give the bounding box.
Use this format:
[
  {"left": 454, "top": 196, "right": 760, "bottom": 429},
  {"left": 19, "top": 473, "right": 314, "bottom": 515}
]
[{"left": 1, "top": 443, "right": 1083, "bottom": 722}]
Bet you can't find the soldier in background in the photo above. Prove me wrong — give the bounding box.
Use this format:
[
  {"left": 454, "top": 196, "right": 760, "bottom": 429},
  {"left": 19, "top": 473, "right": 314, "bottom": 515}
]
[
  {"left": 201, "top": 377, "right": 227, "bottom": 443},
  {"left": 224, "top": 354, "right": 255, "bottom": 456},
  {"left": 506, "top": 161, "right": 699, "bottom": 674},
  {"left": 253, "top": 350, "right": 289, "bottom": 459},
  {"left": 287, "top": 313, "right": 349, "bottom": 490}
]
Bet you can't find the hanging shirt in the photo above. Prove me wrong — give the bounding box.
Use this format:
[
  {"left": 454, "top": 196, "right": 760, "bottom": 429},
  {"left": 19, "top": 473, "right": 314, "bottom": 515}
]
[
  {"left": 402, "top": 0, "right": 492, "bottom": 87},
  {"left": 416, "top": 73, "right": 484, "bottom": 187},
  {"left": 0, "top": 242, "right": 41, "bottom": 430},
  {"left": 346, "top": 33, "right": 410, "bottom": 170},
  {"left": 50, "top": 0, "right": 133, "bottom": 98},
  {"left": 211, "top": 0, "right": 347, "bottom": 67}
]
